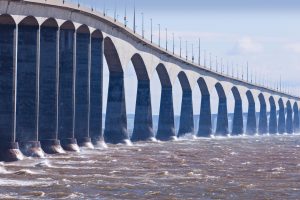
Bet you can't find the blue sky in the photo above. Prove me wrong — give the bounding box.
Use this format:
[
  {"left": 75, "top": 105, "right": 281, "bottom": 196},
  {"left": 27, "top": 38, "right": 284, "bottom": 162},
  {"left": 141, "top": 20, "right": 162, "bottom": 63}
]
[{"left": 70, "top": 0, "right": 300, "bottom": 114}]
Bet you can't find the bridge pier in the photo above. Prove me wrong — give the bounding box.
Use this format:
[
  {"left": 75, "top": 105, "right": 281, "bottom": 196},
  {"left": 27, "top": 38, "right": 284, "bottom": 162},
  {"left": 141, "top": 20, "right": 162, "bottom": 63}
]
[
  {"left": 16, "top": 21, "right": 44, "bottom": 157},
  {"left": 178, "top": 90, "right": 194, "bottom": 137},
  {"left": 269, "top": 97, "right": 277, "bottom": 134},
  {"left": 38, "top": 22, "right": 64, "bottom": 154},
  {"left": 246, "top": 91, "right": 256, "bottom": 135},
  {"left": 215, "top": 83, "right": 228, "bottom": 136},
  {"left": 286, "top": 101, "right": 293, "bottom": 134},
  {"left": 74, "top": 28, "right": 93, "bottom": 148},
  {"left": 90, "top": 33, "right": 104, "bottom": 145},
  {"left": 131, "top": 80, "right": 154, "bottom": 141},
  {"left": 231, "top": 87, "right": 243, "bottom": 135},
  {"left": 58, "top": 25, "right": 80, "bottom": 152},
  {"left": 198, "top": 95, "right": 212, "bottom": 137},
  {"left": 0, "top": 19, "right": 24, "bottom": 162},
  {"left": 104, "top": 72, "right": 129, "bottom": 144},
  {"left": 293, "top": 103, "right": 300, "bottom": 133},
  {"left": 156, "top": 86, "right": 176, "bottom": 141},
  {"left": 258, "top": 94, "right": 268, "bottom": 134},
  {"left": 278, "top": 99, "right": 285, "bottom": 134}
]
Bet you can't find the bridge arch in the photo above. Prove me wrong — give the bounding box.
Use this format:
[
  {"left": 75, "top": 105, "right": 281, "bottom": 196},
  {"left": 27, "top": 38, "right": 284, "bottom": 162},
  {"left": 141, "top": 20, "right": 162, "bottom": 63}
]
[
  {"left": 77, "top": 24, "right": 90, "bottom": 34},
  {"left": 246, "top": 90, "right": 256, "bottom": 134},
  {"left": 258, "top": 93, "right": 267, "bottom": 134},
  {"left": 293, "top": 102, "right": 300, "bottom": 133},
  {"left": 0, "top": 14, "right": 16, "bottom": 25},
  {"left": 19, "top": 16, "right": 39, "bottom": 26},
  {"left": 177, "top": 71, "right": 194, "bottom": 137},
  {"left": 286, "top": 100, "right": 293, "bottom": 133},
  {"left": 41, "top": 18, "right": 58, "bottom": 27},
  {"left": 231, "top": 86, "right": 243, "bottom": 135},
  {"left": 103, "top": 36, "right": 128, "bottom": 144},
  {"left": 269, "top": 96, "right": 277, "bottom": 134},
  {"left": 156, "top": 63, "right": 175, "bottom": 141},
  {"left": 215, "top": 82, "right": 228, "bottom": 135},
  {"left": 130, "top": 53, "right": 154, "bottom": 141},
  {"left": 278, "top": 98, "right": 285, "bottom": 134},
  {"left": 197, "top": 77, "right": 212, "bottom": 137}
]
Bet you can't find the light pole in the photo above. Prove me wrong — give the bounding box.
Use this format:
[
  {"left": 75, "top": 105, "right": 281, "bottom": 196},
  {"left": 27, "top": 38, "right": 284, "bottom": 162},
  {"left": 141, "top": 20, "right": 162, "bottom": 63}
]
[
  {"left": 150, "top": 18, "right": 153, "bottom": 43},
  {"left": 186, "top": 40, "right": 188, "bottom": 61},
  {"left": 158, "top": 24, "right": 160, "bottom": 47},
  {"left": 172, "top": 33, "right": 175, "bottom": 54},
  {"left": 141, "top": 12, "right": 144, "bottom": 38},
  {"left": 198, "top": 38, "right": 201, "bottom": 65},
  {"left": 192, "top": 44, "right": 194, "bottom": 63},
  {"left": 165, "top": 28, "right": 168, "bottom": 51},
  {"left": 179, "top": 37, "right": 182, "bottom": 57}
]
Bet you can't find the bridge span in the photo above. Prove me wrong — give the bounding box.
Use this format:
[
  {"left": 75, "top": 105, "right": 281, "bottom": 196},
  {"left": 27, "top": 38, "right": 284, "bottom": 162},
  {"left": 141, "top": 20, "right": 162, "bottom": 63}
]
[{"left": 0, "top": 0, "right": 299, "bottom": 162}]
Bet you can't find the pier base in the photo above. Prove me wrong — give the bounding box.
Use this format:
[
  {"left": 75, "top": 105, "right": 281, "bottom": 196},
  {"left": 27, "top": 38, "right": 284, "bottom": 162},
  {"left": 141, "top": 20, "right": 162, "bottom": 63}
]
[
  {"left": 19, "top": 141, "right": 45, "bottom": 158},
  {"left": 0, "top": 142, "right": 24, "bottom": 162},
  {"left": 61, "top": 138, "right": 80, "bottom": 152},
  {"left": 77, "top": 137, "right": 94, "bottom": 149},
  {"left": 40, "top": 139, "right": 65, "bottom": 154}
]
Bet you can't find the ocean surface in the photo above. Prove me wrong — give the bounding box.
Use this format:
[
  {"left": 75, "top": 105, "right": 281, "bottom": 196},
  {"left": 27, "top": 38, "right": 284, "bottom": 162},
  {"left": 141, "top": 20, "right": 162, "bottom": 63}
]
[{"left": 1, "top": 134, "right": 300, "bottom": 200}]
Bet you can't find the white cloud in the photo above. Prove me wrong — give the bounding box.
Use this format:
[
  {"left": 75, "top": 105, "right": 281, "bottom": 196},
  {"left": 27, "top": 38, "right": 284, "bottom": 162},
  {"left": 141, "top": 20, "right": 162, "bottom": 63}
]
[
  {"left": 285, "top": 43, "right": 300, "bottom": 54},
  {"left": 229, "top": 37, "right": 263, "bottom": 55}
]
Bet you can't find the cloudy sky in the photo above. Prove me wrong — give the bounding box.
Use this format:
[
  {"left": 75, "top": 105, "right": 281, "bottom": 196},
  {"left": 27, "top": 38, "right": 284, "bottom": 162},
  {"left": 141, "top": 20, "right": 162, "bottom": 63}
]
[{"left": 70, "top": 0, "right": 300, "bottom": 115}]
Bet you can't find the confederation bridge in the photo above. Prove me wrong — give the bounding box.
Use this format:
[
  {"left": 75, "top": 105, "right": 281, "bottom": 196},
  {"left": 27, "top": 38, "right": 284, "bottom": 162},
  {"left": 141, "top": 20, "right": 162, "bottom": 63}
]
[{"left": 0, "top": 0, "right": 299, "bottom": 162}]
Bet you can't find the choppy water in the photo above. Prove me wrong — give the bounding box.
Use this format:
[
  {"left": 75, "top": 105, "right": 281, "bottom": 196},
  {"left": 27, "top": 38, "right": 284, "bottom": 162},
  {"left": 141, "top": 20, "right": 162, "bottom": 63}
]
[{"left": 1, "top": 134, "right": 300, "bottom": 199}]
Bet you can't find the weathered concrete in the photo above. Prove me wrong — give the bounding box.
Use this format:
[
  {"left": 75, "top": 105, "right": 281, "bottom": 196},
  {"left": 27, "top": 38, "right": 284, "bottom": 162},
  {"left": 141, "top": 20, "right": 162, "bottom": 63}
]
[
  {"left": 269, "top": 97, "right": 277, "bottom": 134},
  {"left": 215, "top": 83, "right": 228, "bottom": 136},
  {"left": 0, "top": 21, "right": 24, "bottom": 161},
  {"left": 131, "top": 80, "right": 154, "bottom": 141},
  {"left": 16, "top": 19, "right": 44, "bottom": 157},
  {"left": 231, "top": 87, "right": 243, "bottom": 135},
  {"left": 39, "top": 22, "right": 64, "bottom": 154},
  {"left": 90, "top": 34, "right": 104, "bottom": 145},
  {"left": 104, "top": 72, "right": 129, "bottom": 144},
  {"left": 286, "top": 101, "right": 293, "bottom": 134},
  {"left": 197, "top": 78, "right": 212, "bottom": 137},
  {"left": 246, "top": 91, "right": 256, "bottom": 135},
  {"left": 131, "top": 54, "right": 154, "bottom": 141},
  {"left": 278, "top": 99, "right": 286, "bottom": 134},
  {"left": 74, "top": 28, "right": 93, "bottom": 148},
  {"left": 156, "top": 64, "right": 176, "bottom": 141},
  {"left": 178, "top": 72, "right": 194, "bottom": 137},
  {"left": 58, "top": 26, "right": 79, "bottom": 152},
  {"left": 258, "top": 94, "right": 268, "bottom": 134},
  {"left": 293, "top": 103, "right": 300, "bottom": 133}
]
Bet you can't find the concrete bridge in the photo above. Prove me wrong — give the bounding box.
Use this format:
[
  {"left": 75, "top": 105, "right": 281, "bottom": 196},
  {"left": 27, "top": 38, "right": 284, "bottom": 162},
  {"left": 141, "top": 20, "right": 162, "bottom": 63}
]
[{"left": 0, "top": 0, "right": 299, "bottom": 162}]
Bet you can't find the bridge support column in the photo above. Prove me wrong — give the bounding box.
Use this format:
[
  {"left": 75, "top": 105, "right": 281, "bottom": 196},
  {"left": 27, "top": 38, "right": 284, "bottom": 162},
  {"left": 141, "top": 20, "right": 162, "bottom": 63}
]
[
  {"left": 198, "top": 95, "right": 212, "bottom": 137},
  {"left": 104, "top": 72, "right": 129, "bottom": 144},
  {"left": 216, "top": 97, "right": 228, "bottom": 136},
  {"left": 39, "top": 26, "right": 64, "bottom": 154},
  {"left": 178, "top": 90, "right": 194, "bottom": 137},
  {"left": 16, "top": 25, "right": 44, "bottom": 157},
  {"left": 278, "top": 101, "right": 285, "bottom": 134},
  {"left": 246, "top": 101, "right": 256, "bottom": 135},
  {"left": 286, "top": 102, "right": 293, "bottom": 134},
  {"left": 0, "top": 24, "right": 24, "bottom": 162},
  {"left": 74, "top": 31, "right": 93, "bottom": 148},
  {"left": 293, "top": 104, "right": 300, "bottom": 133},
  {"left": 131, "top": 80, "right": 154, "bottom": 141},
  {"left": 269, "top": 99, "right": 277, "bottom": 134},
  {"left": 156, "top": 87, "right": 176, "bottom": 141},
  {"left": 258, "top": 96, "right": 267, "bottom": 134},
  {"left": 58, "top": 29, "right": 79, "bottom": 152},
  {"left": 232, "top": 99, "right": 243, "bottom": 135},
  {"left": 90, "top": 36, "right": 104, "bottom": 145}
]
